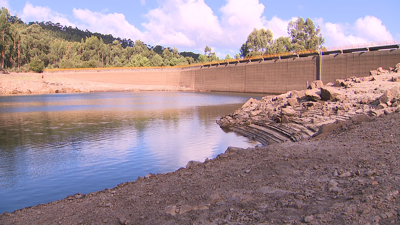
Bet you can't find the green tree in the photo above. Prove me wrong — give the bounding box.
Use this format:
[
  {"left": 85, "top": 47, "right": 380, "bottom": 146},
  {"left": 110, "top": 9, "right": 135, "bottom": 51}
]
[
  {"left": 241, "top": 28, "right": 273, "bottom": 57},
  {"left": 287, "top": 17, "right": 324, "bottom": 51},
  {"left": 270, "top": 37, "right": 292, "bottom": 54},
  {"left": 204, "top": 45, "right": 212, "bottom": 56},
  {"left": 150, "top": 54, "right": 163, "bottom": 67},
  {"left": 29, "top": 58, "right": 44, "bottom": 72},
  {"left": 0, "top": 7, "right": 11, "bottom": 69},
  {"left": 197, "top": 54, "right": 208, "bottom": 63},
  {"left": 225, "top": 54, "right": 232, "bottom": 60}
]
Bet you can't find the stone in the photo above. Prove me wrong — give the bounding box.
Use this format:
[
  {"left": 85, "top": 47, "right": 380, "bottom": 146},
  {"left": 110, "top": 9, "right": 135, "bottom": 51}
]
[
  {"left": 281, "top": 115, "right": 290, "bottom": 123},
  {"left": 392, "top": 76, "right": 400, "bottom": 82},
  {"left": 309, "top": 80, "right": 324, "bottom": 89},
  {"left": 335, "top": 79, "right": 345, "bottom": 87},
  {"left": 304, "top": 215, "right": 314, "bottom": 223},
  {"left": 376, "top": 104, "right": 386, "bottom": 110},
  {"left": 242, "top": 98, "right": 259, "bottom": 111},
  {"left": 321, "top": 87, "right": 341, "bottom": 101},
  {"left": 370, "top": 70, "right": 379, "bottom": 76},
  {"left": 251, "top": 110, "right": 262, "bottom": 116},
  {"left": 186, "top": 160, "right": 202, "bottom": 169},
  {"left": 287, "top": 98, "right": 298, "bottom": 106},
  {"left": 281, "top": 107, "right": 297, "bottom": 116},
  {"left": 339, "top": 171, "right": 352, "bottom": 178},
  {"left": 291, "top": 90, "right": 306, "bottom": 100},
  {"left": 164, "top": 205, "right": 177, "bottom": 216},
  {"left": 305, "top": 89, "right": 321, "bottom": 101},
  {"left": 179, "top": 205, "right": 194, "bottom": 214}
]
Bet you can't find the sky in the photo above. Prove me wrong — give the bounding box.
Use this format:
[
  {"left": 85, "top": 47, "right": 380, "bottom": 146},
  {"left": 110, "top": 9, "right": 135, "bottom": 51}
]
[{"left": 2, "top": 0, "right": 400, "bottom": 57}]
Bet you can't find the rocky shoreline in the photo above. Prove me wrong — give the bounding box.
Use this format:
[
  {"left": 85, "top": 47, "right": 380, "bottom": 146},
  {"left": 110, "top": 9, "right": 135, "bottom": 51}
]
[{"left": 217, "top": 64, "right": 400, "bottom": 146}]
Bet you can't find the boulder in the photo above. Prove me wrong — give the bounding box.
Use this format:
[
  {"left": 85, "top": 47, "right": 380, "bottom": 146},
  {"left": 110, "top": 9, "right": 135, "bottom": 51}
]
[
  {"left": 242, "top": 98, "right": 258, "bottom": 111},
  {"left": 309, "top": 80, "right": 324, "bottom": 89},
  {"left": 305, "top": 89, "right": 321, "bottom": 101},
  {"left": 320, "top": 87, "right": 341, "bottom": 101},
  {"left": 290, "top": 90, "right": 306, "bottom": 100},
  {"left": 370, "top": 70, "right": 379, "bottom": 76},
  {"left": 186, "top": 161, "right": 202, "bottom": 169},
  {"left": 392, "top": 76, "right": 400, "bottom": 82},
  {"left": 379, "top": 87, "right": 400, "bottom": 105},
  {"left": 287, "top": 98, "right": 298, "bottom": 106},
  {"left": 281, "top": 107, "right": 297, "bottom": 116},
  {"left": 281, "top": 115, "right": 290, "bottom": 123}
]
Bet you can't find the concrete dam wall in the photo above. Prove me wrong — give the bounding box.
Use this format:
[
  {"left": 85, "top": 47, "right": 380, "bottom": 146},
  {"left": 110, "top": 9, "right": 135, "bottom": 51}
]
[{"left": 49, "top": 46, "right": 400, "bottom": 94}]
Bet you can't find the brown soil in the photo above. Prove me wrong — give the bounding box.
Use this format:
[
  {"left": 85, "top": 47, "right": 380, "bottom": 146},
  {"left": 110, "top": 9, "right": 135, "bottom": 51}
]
[
  {"left": 1, "top": 72, "right": 399, "bottom": 224},
  {"left": 0, "top": 72, "right": 192, "bottom": 95}
]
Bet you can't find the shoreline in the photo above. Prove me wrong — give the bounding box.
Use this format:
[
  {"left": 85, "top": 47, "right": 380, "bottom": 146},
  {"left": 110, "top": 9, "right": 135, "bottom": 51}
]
[
  {"left": 1, "top": 70, "right": 400, "bottom": 224},
  {"left": 0, "top": 72, "right": 194, "bottom": 96}
]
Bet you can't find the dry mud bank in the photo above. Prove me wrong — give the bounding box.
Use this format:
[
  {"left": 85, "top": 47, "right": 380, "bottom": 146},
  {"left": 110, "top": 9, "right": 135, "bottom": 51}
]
[{"left": 0, "top": 72, "right": 192, "bottom": 95}]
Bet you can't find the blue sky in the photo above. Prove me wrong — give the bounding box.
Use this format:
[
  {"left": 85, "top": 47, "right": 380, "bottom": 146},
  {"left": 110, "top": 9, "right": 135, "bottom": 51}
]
[{"left": 2, "top": 0, "right": 400, "bottom": 57}]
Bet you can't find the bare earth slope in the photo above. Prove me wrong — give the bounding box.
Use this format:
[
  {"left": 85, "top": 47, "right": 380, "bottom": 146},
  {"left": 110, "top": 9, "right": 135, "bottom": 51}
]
[
  {"left": 1, "top": 112, "right": 399, "bottom": 224},
  {"left": 0, "top": 72, "right": 192, "bottom": 95}
]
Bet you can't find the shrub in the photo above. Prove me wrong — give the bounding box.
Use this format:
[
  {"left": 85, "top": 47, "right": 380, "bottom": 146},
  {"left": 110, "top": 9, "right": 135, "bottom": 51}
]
[{"left": 29, "top": 59, "right": 45, "bottom": 73}]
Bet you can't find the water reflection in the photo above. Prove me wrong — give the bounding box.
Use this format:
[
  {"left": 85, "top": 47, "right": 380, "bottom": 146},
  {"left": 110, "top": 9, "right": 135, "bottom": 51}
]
[{"left": 0, "top": 92, "right": 263, "bottom": 213}]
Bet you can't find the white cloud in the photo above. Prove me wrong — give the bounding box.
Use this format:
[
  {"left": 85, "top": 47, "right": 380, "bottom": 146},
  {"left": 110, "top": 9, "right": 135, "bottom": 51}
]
[
  {"left": 318, "top": 16, "right": 393, "bottom": 48},
  {"left": 20, "top": 2, "right": 75, "bottom": 27},
  {"left": 142, "top": 0, "right": 222, "bottom": 50},
  {"left": 219, "top": 0, "right": 265, "bottom": 48},
  {"left": 0, "top": 0, "right": 10, "bottom": 10},
  {"left": 16, "top": 2, "right": 395, "bottom": 56},
  {"left": 354, "top": 16, "right": 393, "bottom": 42},
  {"left": 264, "top": 16, "right": 297, "bottom": 39},
  {"left": 72, "top": 8, "right": 144, "bottom": 40}
]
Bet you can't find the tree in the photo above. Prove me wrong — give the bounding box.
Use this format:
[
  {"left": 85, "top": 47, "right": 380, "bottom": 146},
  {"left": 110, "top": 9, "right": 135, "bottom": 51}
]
[
  {"left": 0, "top": 7, "right": 11, "bottom": 69},
  {"left": 240, "top": 28, "right": 273, "bottom": 57},
  {"left": 204, "top": 45, "right": 212, "bottom": 56},
  {"left": 29, "top": 58, "right": 44, "bottom": 72},
  {"left": 150, "top": 54, "right": 163, "bottom": 67},
  {"left": 287, "top": 17, "right": 324, "bottom": 51},
  {"left": 270, "top": 37, "right": 292, "bottom": 54},
  {"left": 197, "top": 54, "right": 208, "bottom": 63},
  {"left": 225, "top": 54, "right": 232, "bottom": 60}
]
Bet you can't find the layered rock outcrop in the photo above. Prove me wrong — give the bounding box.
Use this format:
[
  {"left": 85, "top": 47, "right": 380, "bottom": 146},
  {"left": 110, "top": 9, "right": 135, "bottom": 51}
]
[{"left": 217, "top": 68, "right": 400, "bottom": 146}]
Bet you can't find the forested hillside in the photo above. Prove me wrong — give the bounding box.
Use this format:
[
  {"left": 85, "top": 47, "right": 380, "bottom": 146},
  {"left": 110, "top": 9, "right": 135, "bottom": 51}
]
[
  {"left": 0, "top": 6, "right": 324, "bottom": 73},
  {"left": 0, "top": 7, "right": 212, "bottom": 73}
]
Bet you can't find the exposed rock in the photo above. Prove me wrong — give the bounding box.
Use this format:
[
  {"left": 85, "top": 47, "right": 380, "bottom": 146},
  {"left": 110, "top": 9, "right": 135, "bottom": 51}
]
[
  {"left": 287, "top": 98, "right": 298, "bottom": 106},
  {"left": 321, "top": 87, "right": 341, "bottom": 101},
  {"left": 186, "top": 161, "right": 203, "bottom": 169},
  {"left": 309, "top": 80, "right": 324, "bottom": 89},
  {"left": 164, "top": 206, "right": 177, "bottom": 216},
  {"left": 305, "top": 89, "right": 321, "bottom": 101}
]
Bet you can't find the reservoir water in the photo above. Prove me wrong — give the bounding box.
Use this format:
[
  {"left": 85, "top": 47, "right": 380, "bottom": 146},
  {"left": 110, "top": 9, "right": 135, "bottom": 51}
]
[{"left": 0, "top": 91, "right": 264, "bottom": 214}]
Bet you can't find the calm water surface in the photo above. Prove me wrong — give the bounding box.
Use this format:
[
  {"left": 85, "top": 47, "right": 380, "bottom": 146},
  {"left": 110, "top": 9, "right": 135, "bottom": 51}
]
[{"left": 0, "top": 91, "right": 264, "bottom": 214}]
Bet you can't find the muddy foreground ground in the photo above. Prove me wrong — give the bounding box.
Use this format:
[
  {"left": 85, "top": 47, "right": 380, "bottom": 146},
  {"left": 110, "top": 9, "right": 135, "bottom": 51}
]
[
  {"left": 1, "top": 72, "right": 400, "bottom": 224},
  {"left": 1, "top": 111, "right": 399, "bottom": 224}
]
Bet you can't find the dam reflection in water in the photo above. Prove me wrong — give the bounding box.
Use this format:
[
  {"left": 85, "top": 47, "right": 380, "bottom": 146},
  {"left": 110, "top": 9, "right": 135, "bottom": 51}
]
[{"left": 0, "top": 91, "right": 263, "bottom": 214}]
